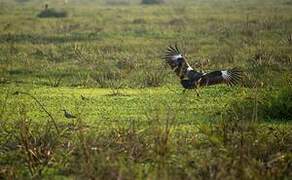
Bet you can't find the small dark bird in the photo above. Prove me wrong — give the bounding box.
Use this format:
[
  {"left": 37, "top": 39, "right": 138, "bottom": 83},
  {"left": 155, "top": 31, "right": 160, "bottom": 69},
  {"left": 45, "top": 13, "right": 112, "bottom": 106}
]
[
  {"left": 80, "top": 95, "right": 88, "bottom": 101},
  {"left": 62, "top": 109, "right": 76, "bottom": 119},
  {"left": 163, "top": 45, "right": 242, "bottom": 92}
]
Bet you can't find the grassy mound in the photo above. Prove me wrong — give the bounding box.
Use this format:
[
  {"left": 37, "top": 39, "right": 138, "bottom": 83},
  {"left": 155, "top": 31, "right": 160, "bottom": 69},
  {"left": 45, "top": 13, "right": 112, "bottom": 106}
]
[
  {"left": 141, "top": 0, "right": 165, "bottom": 5},
  {"left": 37, "top": 8, "right": 68, "bottom": 18},
  {"left": 265, "top": 87, "right": 292, "bottom": 120}
]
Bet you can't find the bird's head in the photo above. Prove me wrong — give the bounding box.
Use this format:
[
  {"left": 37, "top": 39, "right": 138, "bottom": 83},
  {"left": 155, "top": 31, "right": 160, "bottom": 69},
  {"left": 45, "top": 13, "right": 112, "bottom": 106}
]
[
  {"left": 176, "top": 57, "right": 184, "bottom": 66},
  {"left": 169, "top": 54, "right": 184, "bottom": 67}
]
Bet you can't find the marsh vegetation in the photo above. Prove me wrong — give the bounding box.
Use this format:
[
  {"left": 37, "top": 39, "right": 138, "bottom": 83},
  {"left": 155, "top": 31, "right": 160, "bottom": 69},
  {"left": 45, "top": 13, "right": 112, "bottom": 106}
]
[{"left": 0, "top": 0, "right": 291, "bottom": 179}]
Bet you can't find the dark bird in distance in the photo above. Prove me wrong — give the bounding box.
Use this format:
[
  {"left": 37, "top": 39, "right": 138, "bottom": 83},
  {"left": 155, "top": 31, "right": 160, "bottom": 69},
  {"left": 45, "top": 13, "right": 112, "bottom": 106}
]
[
  {"left": 62, "top": 109, "right": 77, "bottom": 119},
  {"left": 80, "top": 95, "right": 88, "bottom": 101},
  {"left": 163, "top": 45, "right": 242, "bottom": 91}
]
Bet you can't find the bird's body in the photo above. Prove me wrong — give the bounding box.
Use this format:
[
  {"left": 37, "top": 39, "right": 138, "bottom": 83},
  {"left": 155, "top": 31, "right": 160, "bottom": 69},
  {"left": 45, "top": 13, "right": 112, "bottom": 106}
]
[
  {"left": 81, "top": 95, "right": 88, "bottom": 101},
  {"left": 163, "top": 45, "right": 242, "bottom": 90},
  {"left": 62, "top": 109, "right": 76, "bottom": 119},
  {"left": 180, "top": 70, "right": 203, "bottom": 89}
]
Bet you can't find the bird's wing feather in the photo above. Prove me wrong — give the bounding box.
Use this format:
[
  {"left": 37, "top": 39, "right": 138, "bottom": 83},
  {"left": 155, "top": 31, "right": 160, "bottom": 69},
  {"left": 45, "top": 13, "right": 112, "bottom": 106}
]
[
  {"left": 198, "top": 68, "right": 242, "bottom": 86},
  {"left": 163, "top": 44, "right": 194, "bottom": 79}
]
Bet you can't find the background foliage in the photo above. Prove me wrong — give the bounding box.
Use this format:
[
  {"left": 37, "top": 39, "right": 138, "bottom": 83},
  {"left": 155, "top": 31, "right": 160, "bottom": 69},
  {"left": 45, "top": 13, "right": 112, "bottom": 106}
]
[{"left": 0, "top": 0, "right": 291, "bottom": 179}]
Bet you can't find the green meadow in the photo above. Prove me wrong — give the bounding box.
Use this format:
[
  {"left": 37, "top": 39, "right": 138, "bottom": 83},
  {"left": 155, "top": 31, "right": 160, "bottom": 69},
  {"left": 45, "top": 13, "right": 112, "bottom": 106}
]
[{"left": 0, "top": 0, "right": 292, "bottom": 179}]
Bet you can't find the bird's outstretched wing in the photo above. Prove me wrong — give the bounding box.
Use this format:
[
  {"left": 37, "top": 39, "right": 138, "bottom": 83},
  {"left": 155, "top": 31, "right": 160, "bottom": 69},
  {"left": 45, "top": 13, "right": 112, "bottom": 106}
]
[
  {"left": 163, "top": 45, "right": 194, "bottom": 79},
  {"left": 198, "top": 68, "right": 242, "bottom": 86}
]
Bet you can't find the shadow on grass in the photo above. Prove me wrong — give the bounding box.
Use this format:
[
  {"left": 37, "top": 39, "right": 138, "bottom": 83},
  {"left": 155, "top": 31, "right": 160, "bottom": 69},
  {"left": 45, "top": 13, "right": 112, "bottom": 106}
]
[{"left": 0, "top": 33, "right": 103, "bottom": 44}]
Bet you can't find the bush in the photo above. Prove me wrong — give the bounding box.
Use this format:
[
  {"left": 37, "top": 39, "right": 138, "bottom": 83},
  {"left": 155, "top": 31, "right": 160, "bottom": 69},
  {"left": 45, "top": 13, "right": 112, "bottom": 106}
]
[
  {"left": 130, "top": 61, "right": 167, "bottom": 88},
  {"left": 141, "top": 0, "right": 165, "bottom": 5},
  {"left": 226, "top": 86, "right": 292, "bottom": 121},
  {"left": 15, "top": 0, "right": 29, "bottom": 2},
  {"left": 225, "top": 95, "right": 266, "bottom": 122},
  {"left": 264, "top": 87, "right": 292, "bottom": 120},
  {"left": 106, "top": 0, "right": 130, "bottom": 5},
  {"left": 37, "top": 8, "right": 68, "bottom": 18}
]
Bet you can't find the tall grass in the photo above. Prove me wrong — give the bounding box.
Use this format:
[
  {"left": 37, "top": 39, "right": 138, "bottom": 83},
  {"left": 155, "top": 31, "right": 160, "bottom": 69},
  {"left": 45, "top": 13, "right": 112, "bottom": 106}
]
[{"left": 1, "top": 0, "right": 292, "bottom": 179}]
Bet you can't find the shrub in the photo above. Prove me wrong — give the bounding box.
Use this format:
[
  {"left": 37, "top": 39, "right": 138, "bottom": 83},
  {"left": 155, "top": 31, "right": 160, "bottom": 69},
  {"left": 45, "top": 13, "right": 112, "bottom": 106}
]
[
  {"left": 264, "top": 87, "right": 292, "bottom": 120},
  {"left": 141, "top": 0, "right": 165, "bottom": 5},
  {"left": 106, "top": 0, "right": 130, "bottom": 5},
  {"left": 37, "top": 8, "right": 68, "bottom": 18},
  {"left": 141, "top": 69, "right": 166, "bottom": 87},
  {"left": 225, "top": 95, "right": 266, "bottom": 122},
  {"left": 244, "top": 48, "right": 292, "bottom": 88},
  {"left": 15, "top": 0, "right": 29, "bottom": 2},
  {"left": 130, "top": 61, "right": 167, "bottom": 88},
  {"left": 91, "top": 69, "right": 122, "bottom": 88},
  {"left": 15, "top": 0, "right": 29, "bottom": 3},
  {"left": 132, "top": 18, "right": 146, "bottom": 24},
  {"left": 226, "top": 86, "right": 292, "bottom": 121}
]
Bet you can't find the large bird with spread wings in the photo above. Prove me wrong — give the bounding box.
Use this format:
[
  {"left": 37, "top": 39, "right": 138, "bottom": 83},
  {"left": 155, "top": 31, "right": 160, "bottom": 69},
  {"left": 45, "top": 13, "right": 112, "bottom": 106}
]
[{"left": 163, "top": 45, "right": 242, "bottom": 91}]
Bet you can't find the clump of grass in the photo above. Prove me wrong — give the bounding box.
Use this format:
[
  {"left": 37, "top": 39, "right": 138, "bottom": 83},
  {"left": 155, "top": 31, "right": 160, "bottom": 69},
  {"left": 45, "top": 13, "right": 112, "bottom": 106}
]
[
  {"left": 141, "top": 0, "right": 165, "bottom": 5},
  {"left": 91, "top": 65, "right": 125, "bottom": 95},
  {"left": 131, "top": 60, "right": 167, "bottom": 88},
  {"left": 225, "top": 85, "right": 292, "bottom": 121},
  {"left": 132, "top": 18, "right": 146, "bottom": 24},
  {"left": 47, "top": 73, "right": 64, "bottom": 87},
  {"left": 0, "top": 92, "right": 62, "bottom": 178},
  {"left": 264, "top": 86, "right": 292, "bottom": 120},
  {"left": 106, "top": 0, "right": 130, "bottom": 5},
  {"left": 283, "top": 33, "right": 292, "bottom": 45},
  {"left": 244, "top": 46, "right": 292, "bottom": 88},
  {"left": 15, "top": 0, "right": 30, "bottom": 2},
  {"left": 168, "top": 18, "right": 186, "bottom": 26},
  {"left": 37, "top": 8, "right": 68, "bottom": 18},
  {"left": 225, "top": 92, "right": 266, "bottom": 122},
  {"left": 91, "top": 66, "right": 122, "bottom": 88},
  {"left": 195, "top": 117, "right": 292, "bottom": 179}
]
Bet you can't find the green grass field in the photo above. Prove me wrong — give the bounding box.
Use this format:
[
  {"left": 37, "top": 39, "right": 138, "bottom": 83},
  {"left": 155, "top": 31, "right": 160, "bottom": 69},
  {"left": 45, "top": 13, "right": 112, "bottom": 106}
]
[{"left": 1, "top": 0, "right": 292, "bottom": 179}]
